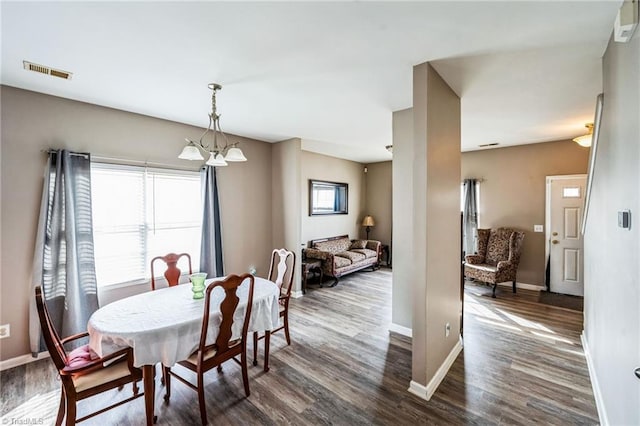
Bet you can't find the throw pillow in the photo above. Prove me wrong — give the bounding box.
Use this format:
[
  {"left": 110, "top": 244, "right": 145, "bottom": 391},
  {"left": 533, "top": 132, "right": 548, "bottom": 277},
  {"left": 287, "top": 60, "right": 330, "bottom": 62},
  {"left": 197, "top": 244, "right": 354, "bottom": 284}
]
[{"left": 350, "top": 240, "right": 367, "bottom": 249}]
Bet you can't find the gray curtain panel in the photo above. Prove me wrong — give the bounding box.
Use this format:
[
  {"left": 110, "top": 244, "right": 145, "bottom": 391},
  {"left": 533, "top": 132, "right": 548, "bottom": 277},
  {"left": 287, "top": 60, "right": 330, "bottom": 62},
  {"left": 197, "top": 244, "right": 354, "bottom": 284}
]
[
  {"left": 200, "top": 166, "right": 224, "bottom": 277},
  {"left": 462, "top": 179, "right": 479, "bottom": 257},
  {"left": 30, "top": 150, "right": 99, "bottom": 354}
]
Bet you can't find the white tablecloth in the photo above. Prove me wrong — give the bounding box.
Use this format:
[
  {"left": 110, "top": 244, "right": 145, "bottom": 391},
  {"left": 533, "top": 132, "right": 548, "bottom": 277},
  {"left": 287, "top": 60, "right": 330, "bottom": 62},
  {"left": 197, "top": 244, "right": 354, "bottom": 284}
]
[{"left": 88, "top": 276, "right": 279, "bottom": 367}]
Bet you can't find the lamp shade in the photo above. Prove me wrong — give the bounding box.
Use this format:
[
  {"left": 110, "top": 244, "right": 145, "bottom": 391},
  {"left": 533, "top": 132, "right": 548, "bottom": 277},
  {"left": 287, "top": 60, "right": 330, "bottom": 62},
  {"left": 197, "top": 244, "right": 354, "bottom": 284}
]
[
  {"left": 362, "top": 215, "right": 375, "bottom": 227},
  {"left": 573, "top": 123, "right": 594, "bottom": 148},
  {"left": 573, "top": 134, "right": 592, "bottom": 147},
  {"left": 225, "top": 147, "right": 247, "bottom": 162},
  {"left": 178, "top": 141, "right": 204, "bottom": 160},
  {"left": 205, "top": 152, "right": 228, "bottom": 167}
]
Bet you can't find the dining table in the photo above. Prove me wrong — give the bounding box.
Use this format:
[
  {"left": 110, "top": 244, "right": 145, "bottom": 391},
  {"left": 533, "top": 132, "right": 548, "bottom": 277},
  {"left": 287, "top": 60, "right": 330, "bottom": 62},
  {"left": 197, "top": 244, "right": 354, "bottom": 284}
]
[{"left": 88, "top": 276, "right": 279, "bottom": 425}]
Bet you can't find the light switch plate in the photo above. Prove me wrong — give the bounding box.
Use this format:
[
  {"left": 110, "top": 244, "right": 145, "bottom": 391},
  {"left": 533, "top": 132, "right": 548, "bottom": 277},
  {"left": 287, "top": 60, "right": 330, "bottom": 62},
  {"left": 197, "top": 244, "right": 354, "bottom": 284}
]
[{"left": 534, "top": 225, "right": 544, "bottom": 233}]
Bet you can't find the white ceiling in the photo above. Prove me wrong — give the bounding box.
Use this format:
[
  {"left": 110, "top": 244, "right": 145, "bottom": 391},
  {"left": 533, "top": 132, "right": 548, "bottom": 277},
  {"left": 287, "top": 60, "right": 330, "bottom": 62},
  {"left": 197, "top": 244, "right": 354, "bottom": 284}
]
[{"left": 1, "top": 1, "right": 621, "bottom": 163}]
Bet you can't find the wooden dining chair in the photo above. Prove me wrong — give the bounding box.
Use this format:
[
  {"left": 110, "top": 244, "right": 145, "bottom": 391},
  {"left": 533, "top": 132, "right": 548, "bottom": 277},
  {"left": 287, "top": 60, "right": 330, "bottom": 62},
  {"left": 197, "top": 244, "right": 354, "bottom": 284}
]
[
  {"left": 35, "top": 287, "right": 143, "bottom": 426},
  {"left": 150, "top": 252, "right": 192, "bottom": 291},
  {"left": 163, "top": 274, "right": 255, "bottom": 426},
  {"left": 253, "top": 248, "right": 295, "bottom": 372}
]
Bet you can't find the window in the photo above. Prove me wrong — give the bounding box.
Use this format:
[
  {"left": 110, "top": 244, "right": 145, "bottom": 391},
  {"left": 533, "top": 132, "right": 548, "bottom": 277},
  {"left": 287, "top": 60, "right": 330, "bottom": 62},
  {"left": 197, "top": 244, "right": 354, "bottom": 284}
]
[
  {"left": 91, "top": 163, "right": 201, "bottom": 287},
  {"left": 563, "top": 186, "right": 581, "bottom": 198}
]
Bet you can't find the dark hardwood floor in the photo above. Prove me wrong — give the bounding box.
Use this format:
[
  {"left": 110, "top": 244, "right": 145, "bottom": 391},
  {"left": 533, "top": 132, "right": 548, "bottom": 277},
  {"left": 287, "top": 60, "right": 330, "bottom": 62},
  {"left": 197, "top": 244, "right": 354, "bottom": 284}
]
[{"left": 1, "top": 270, "right": 598, "bottom": 425}]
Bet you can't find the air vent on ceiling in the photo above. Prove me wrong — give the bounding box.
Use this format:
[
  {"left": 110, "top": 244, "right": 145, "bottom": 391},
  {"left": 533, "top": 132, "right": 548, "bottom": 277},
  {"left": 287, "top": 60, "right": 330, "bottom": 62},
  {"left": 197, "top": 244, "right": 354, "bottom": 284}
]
[
  {"left": 23, "top": 61, "right": 73, "bottom": 80},
  {"left": 478, "top": 142, "right": 500, "bottom": 148}
]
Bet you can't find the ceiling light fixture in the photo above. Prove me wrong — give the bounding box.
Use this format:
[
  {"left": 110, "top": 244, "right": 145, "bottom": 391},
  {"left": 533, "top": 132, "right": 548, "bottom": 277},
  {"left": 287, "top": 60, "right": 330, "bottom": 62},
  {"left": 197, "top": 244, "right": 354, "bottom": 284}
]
[
  {"left": 385, "top": 145, "right": 393, "bottom": 153},
  {"left": 179, "top": 83, "right": 247, "bottom": 167},
  {"left": 573, "top": 123, "right": 594, "bottom": 147}
]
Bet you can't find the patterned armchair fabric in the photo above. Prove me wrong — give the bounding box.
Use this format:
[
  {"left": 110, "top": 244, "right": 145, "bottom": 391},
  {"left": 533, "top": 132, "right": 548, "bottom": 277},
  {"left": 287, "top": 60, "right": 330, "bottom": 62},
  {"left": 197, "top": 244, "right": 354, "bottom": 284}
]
[
  {"left": 304, "top": 236, "right": 381, "bottom": 286},
  {"left": 464, "top": 228, "right": 525, "bottom": 298}
]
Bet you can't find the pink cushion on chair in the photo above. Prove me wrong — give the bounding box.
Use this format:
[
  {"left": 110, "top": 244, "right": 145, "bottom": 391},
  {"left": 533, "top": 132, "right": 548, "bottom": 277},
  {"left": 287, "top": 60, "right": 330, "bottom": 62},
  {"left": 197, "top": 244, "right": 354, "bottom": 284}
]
[{"left": 66, "top": 344, "right": 98, "bottom": 368}]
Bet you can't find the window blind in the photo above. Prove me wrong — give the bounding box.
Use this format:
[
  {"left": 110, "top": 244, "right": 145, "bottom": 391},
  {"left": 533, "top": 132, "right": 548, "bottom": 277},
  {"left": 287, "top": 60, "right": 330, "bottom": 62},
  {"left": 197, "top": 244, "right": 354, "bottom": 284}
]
[{"left": 91, "top": 163, "right": 201, "bottom": 287}]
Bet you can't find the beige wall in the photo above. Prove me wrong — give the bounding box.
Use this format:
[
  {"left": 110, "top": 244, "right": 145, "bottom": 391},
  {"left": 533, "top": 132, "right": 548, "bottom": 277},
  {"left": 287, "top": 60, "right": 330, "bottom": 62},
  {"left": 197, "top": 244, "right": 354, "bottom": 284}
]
[
  {"left": 462, "top": 140, "right": 589, "bottom": 286},
  {"left": 0, "top": 86, "right": 273, "bottom": 360},
  {"left": 392, "top": 108, "right": 413, "bottom": 331},
  {"left": 412, "top": 63, "right": 461, "bottom": 387},
  {"left": 584, "top": 33, "right": 639, "bottom": 425},
  {"left": 272, "top": 138, "right": 303, "bottom": 292},
  {"left": 364, "top": 161, "right": 392, "bottom": 247},
  {"left": 300, "top": 151, "right": 365, "bottom": 244}
]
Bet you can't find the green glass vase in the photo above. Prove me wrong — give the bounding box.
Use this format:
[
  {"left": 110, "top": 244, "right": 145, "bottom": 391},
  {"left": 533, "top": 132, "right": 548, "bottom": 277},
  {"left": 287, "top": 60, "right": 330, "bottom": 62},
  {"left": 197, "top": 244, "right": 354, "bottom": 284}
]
[{"left": 190, "top": 273, "right": 208, "bottom": 299}]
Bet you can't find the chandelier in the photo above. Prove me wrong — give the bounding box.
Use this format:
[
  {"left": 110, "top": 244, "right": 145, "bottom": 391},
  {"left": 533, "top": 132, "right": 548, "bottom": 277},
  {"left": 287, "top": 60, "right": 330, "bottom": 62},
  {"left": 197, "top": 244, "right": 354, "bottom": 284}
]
[{"left": 179, "top": 83, "right": 247, "bottom": 167}]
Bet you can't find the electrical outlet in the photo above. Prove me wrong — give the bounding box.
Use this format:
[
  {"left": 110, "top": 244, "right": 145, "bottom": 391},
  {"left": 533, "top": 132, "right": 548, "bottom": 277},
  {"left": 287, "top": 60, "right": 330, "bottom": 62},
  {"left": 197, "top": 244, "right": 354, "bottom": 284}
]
[
  {"left": 445, "top": 322, "right": 451, "bottom": 337},
  {"left": 0, "top": 324, "right": 10, "bottom": 339},
  {"left": 534, "top": 225, "right": 544, "bottom": 233}
]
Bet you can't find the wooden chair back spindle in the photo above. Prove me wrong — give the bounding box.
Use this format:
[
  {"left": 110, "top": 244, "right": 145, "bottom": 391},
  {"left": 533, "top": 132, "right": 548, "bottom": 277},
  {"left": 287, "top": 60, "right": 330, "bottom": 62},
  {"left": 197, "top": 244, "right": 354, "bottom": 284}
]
[
  {"left": 150, "top": 252, "right": 192, "bottom": 290},
  {"left": 199, "top": 274, "right": 254, "bottom": 358},
  {"left": 268, "top": 248, "right": 296, "bottom": 297}
]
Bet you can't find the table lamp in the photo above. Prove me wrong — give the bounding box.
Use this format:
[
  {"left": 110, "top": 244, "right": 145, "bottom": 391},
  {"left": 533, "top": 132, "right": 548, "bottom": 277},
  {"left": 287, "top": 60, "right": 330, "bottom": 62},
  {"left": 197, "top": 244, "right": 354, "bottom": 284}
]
[{"left": 362, "top": 215, "right": 375, "bottom": 240}]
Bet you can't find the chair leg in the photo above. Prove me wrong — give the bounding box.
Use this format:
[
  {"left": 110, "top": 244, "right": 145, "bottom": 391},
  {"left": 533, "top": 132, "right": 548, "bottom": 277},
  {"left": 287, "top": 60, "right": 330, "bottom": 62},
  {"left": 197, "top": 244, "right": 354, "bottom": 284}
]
[
  {"left": 264, "top": 330, "right": 271, "bottom": 372},
  {"left": 253, "top": 331, "right": 259, "bottom": 366},
  {"left": 284, "top": 312, "right": 291, "bottom": 346},
  {"left": 65, "top": 395, "right": 76, "bottom": 426},
  {"left": 512, "top": 280, "right": 517, "bottom": 293},
  {"left": 492, "top": 283, "right": 497, "bottom": 298},
  {"left": 55, "top": 386, "right": 65, "bottom": 426},
  {"left": 241, "top": 347, "right": 250, "bottom": 397},
  {"left": 197, "top": 371, "right": 208, "bottom": 426},
  {"left": 163, "top": 366, "right": 171, "bottom": 403},
  {"left": 133, "top": 380, "right": 140, "bottom": 396}
]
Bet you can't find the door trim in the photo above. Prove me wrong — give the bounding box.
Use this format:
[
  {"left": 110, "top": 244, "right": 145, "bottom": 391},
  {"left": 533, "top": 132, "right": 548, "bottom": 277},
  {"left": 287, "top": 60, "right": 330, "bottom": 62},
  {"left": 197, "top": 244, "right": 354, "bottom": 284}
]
[{"left": 544, "top": 174, "right": 587, "bottom": 287}]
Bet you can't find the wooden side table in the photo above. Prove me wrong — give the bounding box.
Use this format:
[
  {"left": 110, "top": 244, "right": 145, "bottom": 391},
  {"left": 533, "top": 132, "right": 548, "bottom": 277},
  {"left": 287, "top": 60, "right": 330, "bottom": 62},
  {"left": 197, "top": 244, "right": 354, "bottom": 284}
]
[
  {"left": 302, "top": 259, "right": 323, "bottom": 294},
  {"left": 380, "top": 244, "right": 391, "bottom": 267}
]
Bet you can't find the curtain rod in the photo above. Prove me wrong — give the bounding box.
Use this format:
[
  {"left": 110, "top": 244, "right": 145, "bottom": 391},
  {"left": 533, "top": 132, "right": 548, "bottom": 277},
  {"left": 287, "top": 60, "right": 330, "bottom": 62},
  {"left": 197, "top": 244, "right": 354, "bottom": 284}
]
[{"left": 42, "top": 149, "right": 200, "bottom": 172}]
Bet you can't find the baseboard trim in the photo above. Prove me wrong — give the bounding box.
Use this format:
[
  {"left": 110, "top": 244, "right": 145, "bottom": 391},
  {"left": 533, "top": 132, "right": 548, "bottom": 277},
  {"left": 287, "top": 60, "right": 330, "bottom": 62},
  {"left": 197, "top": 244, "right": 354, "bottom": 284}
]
[
  {"left": 407, "top": 336, "right": 463, "bottom": 401},
  {"left": 389, "top": 323, "right": 412, "bottom": 338},
  {"left": 0, "top": 351, "right": 50, "bottom": 372},
  {"left": 581, "top": 332, "right": 609, "bottom": 426},
  {"left": 291, "top": 290, "right": 304, "bottom": 299},
  {"left": 496, "top": 281, "right": 545, "bottom": 291}
]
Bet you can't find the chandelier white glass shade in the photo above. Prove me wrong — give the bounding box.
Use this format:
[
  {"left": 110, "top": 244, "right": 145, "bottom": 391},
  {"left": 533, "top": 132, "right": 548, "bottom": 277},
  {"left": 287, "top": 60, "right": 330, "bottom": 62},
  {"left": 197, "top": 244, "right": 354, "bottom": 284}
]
[
  {"left": 178, "top": 83, "right": 247, "bottom": 166},
  {"left": 573, "top": 123, "right": 594, "bottom": 148}
]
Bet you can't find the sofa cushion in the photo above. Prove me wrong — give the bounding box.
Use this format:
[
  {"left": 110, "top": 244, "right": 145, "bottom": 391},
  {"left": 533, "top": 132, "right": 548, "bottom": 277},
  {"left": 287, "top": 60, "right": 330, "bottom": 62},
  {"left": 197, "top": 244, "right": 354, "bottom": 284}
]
[
  {"left": 333, "top": 256, "right": 352, "bottom": 268},
  {"left": 350, "top": 240, "right": 367, "bottom": 249},
  {"left": 314, "top": 238, "right": 351, "bottom": 254},
  {"left": 351, "top": 248, "right": 377, "bottom": 259},
  {"left": 336, "top": 251, "right": 366, "bottom": 263}
]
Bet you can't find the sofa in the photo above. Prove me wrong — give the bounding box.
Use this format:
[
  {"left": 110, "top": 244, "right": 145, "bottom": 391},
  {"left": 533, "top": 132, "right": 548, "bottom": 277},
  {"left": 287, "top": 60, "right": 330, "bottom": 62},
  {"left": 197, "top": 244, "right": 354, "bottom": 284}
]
[{"left": 303, "top": 235, "right": 381, "bottom": 286}]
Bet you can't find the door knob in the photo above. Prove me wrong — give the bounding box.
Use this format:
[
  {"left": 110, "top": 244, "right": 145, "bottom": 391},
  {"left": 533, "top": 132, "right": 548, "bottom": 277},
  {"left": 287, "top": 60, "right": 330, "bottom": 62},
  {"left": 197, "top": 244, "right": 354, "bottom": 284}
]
[
  {"left": 552, "top": 232, "right": 558, "bottom": 236},
  {"left": 551, "top": 240, "right": 559, "bottom": 244}
]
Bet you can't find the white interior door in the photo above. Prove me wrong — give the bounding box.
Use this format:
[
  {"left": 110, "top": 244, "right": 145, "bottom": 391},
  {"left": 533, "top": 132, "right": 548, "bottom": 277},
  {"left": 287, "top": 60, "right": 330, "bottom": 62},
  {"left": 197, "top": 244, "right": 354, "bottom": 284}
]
[{"left": 547, "top": 175, "right": 587, "bottom": 296}]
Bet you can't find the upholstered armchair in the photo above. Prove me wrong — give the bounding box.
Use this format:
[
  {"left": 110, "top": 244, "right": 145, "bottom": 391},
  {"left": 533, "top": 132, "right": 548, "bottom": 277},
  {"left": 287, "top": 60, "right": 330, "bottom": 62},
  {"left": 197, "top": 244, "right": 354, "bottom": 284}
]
[{"left": 464, "top": 228, "right": 525, "bottom": 298}]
